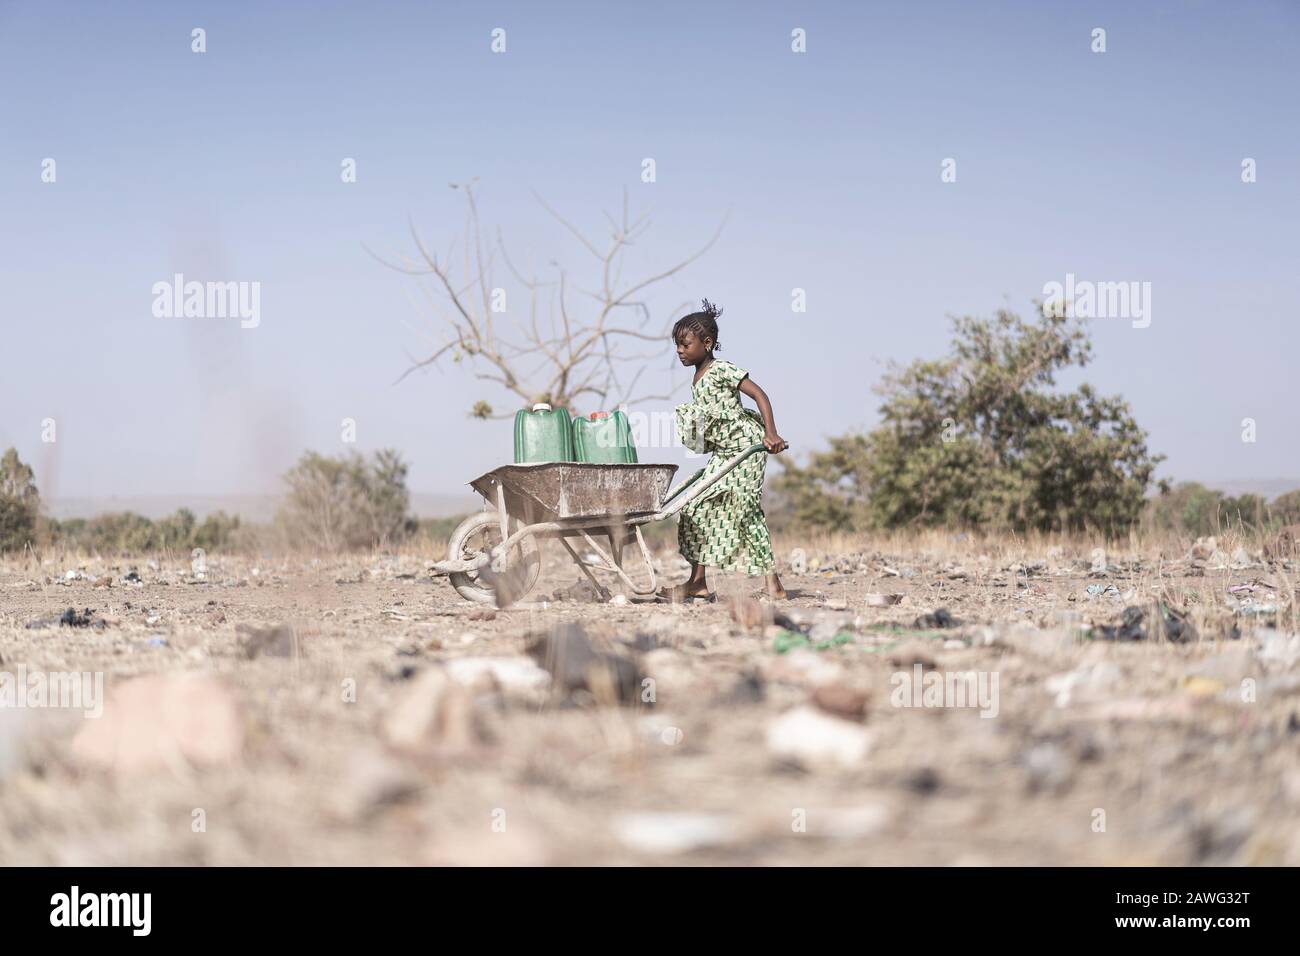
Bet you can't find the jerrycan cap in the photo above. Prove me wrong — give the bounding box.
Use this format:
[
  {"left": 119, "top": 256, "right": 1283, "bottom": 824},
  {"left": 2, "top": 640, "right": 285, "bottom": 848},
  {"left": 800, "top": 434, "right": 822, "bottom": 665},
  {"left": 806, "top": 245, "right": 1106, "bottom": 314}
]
[
  {"left": 589, "top": 411, "right": 610, "bottom": 420},
  {"left": 531, "top": 403, "right": 552, "bottom": 412}
]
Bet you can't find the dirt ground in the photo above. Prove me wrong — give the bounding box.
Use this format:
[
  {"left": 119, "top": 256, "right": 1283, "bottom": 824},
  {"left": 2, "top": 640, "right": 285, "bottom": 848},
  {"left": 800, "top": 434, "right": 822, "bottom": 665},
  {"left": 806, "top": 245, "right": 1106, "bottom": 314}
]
[{"left": 2, "top": 534, "right": 1298, "bottom": 866}]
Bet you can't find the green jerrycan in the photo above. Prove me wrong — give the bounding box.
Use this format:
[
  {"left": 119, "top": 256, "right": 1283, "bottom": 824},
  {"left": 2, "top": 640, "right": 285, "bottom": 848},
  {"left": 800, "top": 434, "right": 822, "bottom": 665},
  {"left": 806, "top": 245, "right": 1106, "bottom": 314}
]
[
  {"left": 513, "top": 403, "right": 574, "bottom": 463},
  {"left": 573, "top": 410, "right": 638, "bottom": 464}
]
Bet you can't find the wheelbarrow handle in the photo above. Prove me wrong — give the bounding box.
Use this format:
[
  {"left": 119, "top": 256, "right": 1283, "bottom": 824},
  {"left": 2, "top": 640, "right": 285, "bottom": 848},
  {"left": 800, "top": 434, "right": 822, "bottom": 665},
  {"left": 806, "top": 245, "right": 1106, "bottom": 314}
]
[{"left": 657, "top": 442, "right": 772, "bottom": 518}]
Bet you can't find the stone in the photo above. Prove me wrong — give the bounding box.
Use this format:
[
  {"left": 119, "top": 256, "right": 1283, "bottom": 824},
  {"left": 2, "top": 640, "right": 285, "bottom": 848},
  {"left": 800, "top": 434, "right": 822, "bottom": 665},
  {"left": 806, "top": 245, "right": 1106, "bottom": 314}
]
[
  {"left": 766, "top": 705, "right": 872, "bottom": 769},
  {"left": 71, "top": 674, "right": 242, "bottom": 774},
  {"left": 380, "top": 667, "right": 478, "bottom": 754}
]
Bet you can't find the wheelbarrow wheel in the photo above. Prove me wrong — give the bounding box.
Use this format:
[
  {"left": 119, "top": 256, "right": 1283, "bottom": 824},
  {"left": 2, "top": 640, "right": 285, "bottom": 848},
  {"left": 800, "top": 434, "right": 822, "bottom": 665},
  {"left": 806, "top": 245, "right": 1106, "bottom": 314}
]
[{"left": 446, "top": 512, "right": 542, "bottom": 605}]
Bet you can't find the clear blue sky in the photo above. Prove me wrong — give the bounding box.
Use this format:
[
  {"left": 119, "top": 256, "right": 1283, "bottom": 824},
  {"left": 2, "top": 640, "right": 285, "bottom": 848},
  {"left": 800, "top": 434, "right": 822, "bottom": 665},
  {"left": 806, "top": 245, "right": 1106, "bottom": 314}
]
[{"left": 1, "top": 0, "right": 1297, "bottom": 503}]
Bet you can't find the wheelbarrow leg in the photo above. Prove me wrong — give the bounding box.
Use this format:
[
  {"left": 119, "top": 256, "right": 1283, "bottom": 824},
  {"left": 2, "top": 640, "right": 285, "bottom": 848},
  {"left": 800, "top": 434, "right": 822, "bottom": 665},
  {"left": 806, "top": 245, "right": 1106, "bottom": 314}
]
[
  {"left": 559, "top": 536, "right": 610, "bottom": 601},
  {"left": 494, "top": 481, "right": 509, "bottom": 548},
  {"left": 578, "top": 528, "right": 657, "bottom": 596},
  {"left": 607, "top": 525, "right": 623, "bottom": 571}
]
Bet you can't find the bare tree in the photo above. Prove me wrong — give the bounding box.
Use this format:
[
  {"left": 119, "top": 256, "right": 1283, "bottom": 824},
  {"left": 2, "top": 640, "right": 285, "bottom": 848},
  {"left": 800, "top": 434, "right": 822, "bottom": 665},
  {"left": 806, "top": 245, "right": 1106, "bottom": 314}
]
[{"left": 367, "top": 180, "right": 725, "bottom": 417}]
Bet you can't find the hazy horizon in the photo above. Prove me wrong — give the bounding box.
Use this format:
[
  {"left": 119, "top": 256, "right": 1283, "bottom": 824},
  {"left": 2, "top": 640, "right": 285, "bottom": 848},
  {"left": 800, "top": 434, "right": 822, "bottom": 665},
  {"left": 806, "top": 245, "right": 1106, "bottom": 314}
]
[{"left": 2, "top": 1, "right": 1297, "bottom": 501}]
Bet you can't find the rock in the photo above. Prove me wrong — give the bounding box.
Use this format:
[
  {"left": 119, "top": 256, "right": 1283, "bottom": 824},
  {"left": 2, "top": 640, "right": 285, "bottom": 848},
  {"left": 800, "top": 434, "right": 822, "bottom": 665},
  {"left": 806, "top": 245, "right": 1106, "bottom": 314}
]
[
  {"left": 236, "top": 623, "right": 298, "bottom": 659},
  {"left": 727, "top": 597, "right": 770, "bottom": 632},
  {"left": 608, "top": 593, "right": 629, "bottom": 607},
  {"left": 812, "top": 683, "right": 870, "bottom": 721},
  {"left": 613, "top": 812, "right": 743, "bottom": 854},
  {"left": 551, "top": 580, "right": 605, "bottom": 603},
  {"left": 442, "top": 656, "right": 552, "bottom": 696},
  {"left": 806, "top": 804, "right": 893, "bottom": 838},
  {"left": 525, "top": 623, "right": 642, "bottom": 705},
  {"left": 865, "top": 593, "right": 904, "bottom": 607},
  {"left": 1191, "top": 536, "right": 1218, "bottom": 560},
  {"left": 466, "top": 608, "right": 497, "bottom": 621},
  {"left": 1229, "top": 547, "right": 1253, "bottom": 569},
  {"left": 766, "top": 706, "right": 872, "bottom": 769},
  {"left": 380, "top": 667, "right": 479, "bottom": 754},
  {"left": 71, "top": 674, "right": 242, "bottom": 774},
  {"left": 332, "top": 747, "right": 423, "bottom": 819}
]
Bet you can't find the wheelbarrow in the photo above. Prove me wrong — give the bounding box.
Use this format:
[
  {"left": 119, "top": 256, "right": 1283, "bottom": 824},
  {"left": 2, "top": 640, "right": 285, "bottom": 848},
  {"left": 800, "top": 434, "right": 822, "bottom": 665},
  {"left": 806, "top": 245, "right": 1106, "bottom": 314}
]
[{"left": 430, "top": 443, "right": 769, "bottom": 605}]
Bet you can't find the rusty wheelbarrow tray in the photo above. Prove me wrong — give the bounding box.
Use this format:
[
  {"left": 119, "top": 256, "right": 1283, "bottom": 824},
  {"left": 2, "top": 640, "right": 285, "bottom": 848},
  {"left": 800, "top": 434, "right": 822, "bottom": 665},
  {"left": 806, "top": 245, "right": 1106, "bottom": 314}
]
[
  {"left": 431, "top": 443, "right": 768, "bottom": 606},
  {"left": 469, "top": 461, "right": 677, "bottom": 522}
]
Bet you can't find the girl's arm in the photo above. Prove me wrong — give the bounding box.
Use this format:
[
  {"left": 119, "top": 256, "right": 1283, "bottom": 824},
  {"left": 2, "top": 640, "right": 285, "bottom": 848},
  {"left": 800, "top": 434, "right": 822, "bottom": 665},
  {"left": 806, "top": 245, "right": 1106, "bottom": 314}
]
[{"left": 739, "top": 376, "right": 789, "bottom": 453}]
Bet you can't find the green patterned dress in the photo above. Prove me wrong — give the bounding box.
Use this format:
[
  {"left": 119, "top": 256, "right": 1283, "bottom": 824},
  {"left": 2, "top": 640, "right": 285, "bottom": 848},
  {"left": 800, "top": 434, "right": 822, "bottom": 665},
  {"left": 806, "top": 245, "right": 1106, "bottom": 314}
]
[{"left": 675, "top": 359, "right": 776, "bottom": 576}]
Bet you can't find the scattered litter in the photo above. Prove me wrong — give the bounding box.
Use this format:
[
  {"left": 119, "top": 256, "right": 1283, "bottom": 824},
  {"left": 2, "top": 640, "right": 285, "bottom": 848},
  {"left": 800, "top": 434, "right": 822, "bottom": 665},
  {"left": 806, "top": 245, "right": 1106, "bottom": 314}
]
[
  {"left": 26, "top": 607, "right": 107, "bottom": 630},
  {"left": 772, "top": 629, "right": 852, "bottom": 653},
  {"left": 1237, "top": 602, "right": 1279, "bottom": 617},
  {"left": 1181, "top": 676, "right": 1224, "bottom": 698},
  {"left": 865, "top": 593, "right": 904, "bottom": 607},
  {"left": 912, "top": 608, "right": 958, "bottom": 629},
  {"left": 1092, "top": 606, "right": 1146, "bottom": 642},
  {"left": 1086, "top": 584, "right": 1120, "bottom": 598}
]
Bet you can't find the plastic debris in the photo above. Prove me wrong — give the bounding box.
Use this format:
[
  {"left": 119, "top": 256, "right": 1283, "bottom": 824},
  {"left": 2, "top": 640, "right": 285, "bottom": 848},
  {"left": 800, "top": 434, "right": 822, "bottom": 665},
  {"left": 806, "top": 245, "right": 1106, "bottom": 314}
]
[
  {"left": 1093, "top": 606, "right": 1146, "bottom": 642},
  {"left": 913, "top": 608, "right": 958, "bottom": 629}
]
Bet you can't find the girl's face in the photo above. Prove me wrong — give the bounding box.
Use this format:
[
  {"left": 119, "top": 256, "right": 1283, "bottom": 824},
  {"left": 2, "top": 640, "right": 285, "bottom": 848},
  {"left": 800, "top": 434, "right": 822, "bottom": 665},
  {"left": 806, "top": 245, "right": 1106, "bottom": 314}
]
[{"left": 675, "top": 329, "right": 714, "bottom": 366}]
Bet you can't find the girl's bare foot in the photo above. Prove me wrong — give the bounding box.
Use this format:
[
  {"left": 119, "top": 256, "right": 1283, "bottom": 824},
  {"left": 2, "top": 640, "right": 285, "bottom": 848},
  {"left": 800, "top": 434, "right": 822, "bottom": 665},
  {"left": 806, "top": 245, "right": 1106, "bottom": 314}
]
[
  {"left": 663, "top": 581, "right": 713, "bottom": 603},
  {"left": 765, "top": 572, "right": 787, "bottom": 600}
]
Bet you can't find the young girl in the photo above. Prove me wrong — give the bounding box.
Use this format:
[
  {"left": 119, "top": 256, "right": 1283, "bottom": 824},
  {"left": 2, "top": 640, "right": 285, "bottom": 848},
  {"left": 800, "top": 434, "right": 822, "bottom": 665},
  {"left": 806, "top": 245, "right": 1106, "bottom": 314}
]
[{"left": 666, "top": 299, "right": 788, "bottom": 602}]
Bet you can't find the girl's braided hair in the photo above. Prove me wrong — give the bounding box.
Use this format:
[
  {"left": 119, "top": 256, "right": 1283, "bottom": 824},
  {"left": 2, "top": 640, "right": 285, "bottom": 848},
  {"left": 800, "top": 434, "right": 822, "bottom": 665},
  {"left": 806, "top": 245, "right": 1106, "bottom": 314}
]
[{"left": 672, "top": 298, "right": 723, "bottom": 351}]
